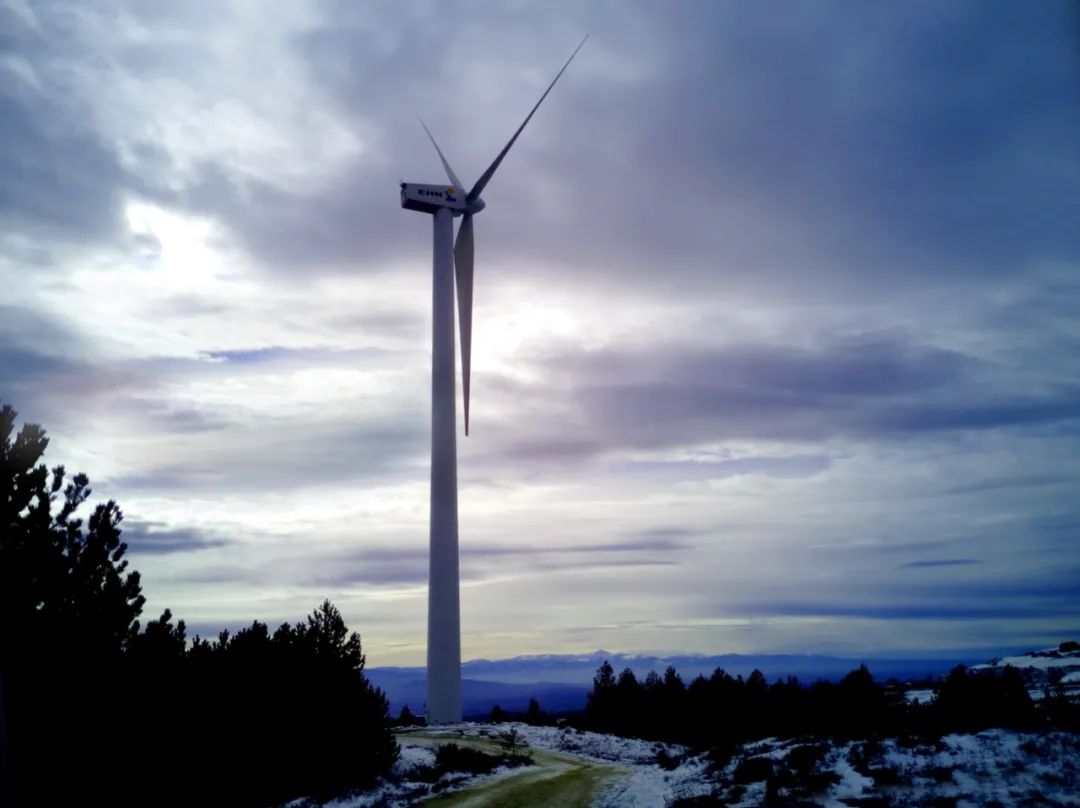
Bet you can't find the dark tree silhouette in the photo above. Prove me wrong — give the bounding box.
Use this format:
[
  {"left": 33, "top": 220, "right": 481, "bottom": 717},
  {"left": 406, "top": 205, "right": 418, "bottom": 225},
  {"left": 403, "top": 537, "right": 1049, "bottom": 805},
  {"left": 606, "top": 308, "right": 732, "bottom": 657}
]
[
  {"left": 1, "top": 404, "right": 145, "bottom": 663},
  {"left": 1, "top": 404, "right": 397, "bottom": 807},
  {"left": 586, "top": 659, "right": 618, "bottom": 728},
  {"left": 581, "top": 655, "right": 1055, "bottom": 748},
  {"left": 2, "top": 405, "right": 147, "bottom": 805},
  {"left": 525, "top": 697, "right": 547, "bottom": 725}
]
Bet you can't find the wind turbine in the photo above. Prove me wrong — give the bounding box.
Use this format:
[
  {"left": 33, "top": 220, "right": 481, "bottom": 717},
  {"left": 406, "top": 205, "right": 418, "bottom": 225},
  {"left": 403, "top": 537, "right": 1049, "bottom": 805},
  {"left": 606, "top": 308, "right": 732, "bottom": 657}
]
[{"left": 400, "top": 37, "right": 586, "bottom": 724}]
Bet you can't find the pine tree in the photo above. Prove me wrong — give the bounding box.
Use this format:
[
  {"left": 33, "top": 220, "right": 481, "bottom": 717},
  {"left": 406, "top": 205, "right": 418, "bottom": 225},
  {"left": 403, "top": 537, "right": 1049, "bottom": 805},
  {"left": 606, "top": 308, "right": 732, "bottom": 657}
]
[
  {"left": 525, "top": 697, "right": 543, "bottom": 725},
  {"left": 587, "top": 660, "right": 618, "bottom": 730},
  {"left": 1, "top": 404, "right": 145, "bottom": 663}
]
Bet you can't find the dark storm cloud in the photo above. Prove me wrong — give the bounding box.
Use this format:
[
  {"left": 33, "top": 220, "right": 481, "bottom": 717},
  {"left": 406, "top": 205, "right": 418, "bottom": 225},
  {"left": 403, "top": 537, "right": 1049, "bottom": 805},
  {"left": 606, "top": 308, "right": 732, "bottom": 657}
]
[
  {"left": 878, "top": 391, "right": 1080, "bottom": 434},
  {"left": 0, "top": 309, "right": 145, "bottom": 423},
  {"left": 0, "top": 6, "right": 179, "bottom": 266},
  {"left": 476, "top": 333, "right": 1080, "bottom": 468},
  {"left": 3, "top": 2, "right": 1076, "bottom": 299},
  {"left": 218, "top": 0, "right": 1077, "bottom": 300},
  {"left": 0, "top": 342, "right": 68, "bottom": 385},
  {"left": 0, "top": 85, "right": 127, "bottom": 249},
  {"left": 900, "top": 559, "right": 981, "bottom": 570},
  {"left": 3, "top": 1, "right": 1079, "bottom": 657},
  {"left": 121, "top": 519, "right": 230, "bottom": 555},
  {"left": 718, "top": 564, "right": 1080, "bottom": 625},
  {"left": 540, "top": 336, "right": 973, "bottom": 396}
]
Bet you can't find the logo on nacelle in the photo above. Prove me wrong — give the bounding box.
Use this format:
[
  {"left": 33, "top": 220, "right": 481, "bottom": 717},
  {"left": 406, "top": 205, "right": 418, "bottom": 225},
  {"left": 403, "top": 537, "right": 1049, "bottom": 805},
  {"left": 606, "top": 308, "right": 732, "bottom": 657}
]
[{"left": 416, "top": 187, "right": 461, "bottom": 204}]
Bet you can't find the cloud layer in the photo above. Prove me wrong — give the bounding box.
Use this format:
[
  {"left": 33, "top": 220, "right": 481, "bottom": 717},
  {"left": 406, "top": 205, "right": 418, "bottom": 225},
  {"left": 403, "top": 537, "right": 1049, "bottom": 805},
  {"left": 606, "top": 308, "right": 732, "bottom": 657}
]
[{"left": 2, "top": 1, "right": 1078, "bottom": 664}]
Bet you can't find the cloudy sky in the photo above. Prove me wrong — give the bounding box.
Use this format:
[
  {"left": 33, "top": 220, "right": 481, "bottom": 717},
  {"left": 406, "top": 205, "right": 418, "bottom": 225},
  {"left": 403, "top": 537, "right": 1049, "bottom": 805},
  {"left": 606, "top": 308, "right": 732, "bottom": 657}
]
[{"left": 2, "top": 1, "right": 1078, "bottom": 666}]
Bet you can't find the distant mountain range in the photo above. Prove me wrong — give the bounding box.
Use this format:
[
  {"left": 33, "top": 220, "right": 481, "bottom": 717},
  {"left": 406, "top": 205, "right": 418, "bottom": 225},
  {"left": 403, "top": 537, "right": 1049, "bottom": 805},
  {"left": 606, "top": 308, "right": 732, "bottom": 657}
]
[{"left": 367, "top": 649, "right": 993, "bottom": 718}]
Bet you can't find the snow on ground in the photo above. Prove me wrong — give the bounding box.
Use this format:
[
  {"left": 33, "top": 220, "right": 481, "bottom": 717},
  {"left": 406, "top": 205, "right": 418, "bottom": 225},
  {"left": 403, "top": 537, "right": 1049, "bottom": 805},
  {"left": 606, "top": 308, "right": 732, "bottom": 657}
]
[
  {"left": 507, "top": 722, "right": 685, "bottom": 764},
  {"left": 290, "top": 722, "right": 693, "bottom": 807},
  {"left": 903, "top": 688, "right": 935, "bottom": 704},
  {"left": 826, "top": 756, "right": 875, "bottom": 805},
  {"left": 296, "top": 726, "right": 529, "bottom": 808},
  {"left": 971, "top": 647, "right": 1080, "bottom": 673},
  {"left": 703, "top": 729, "right": 1080, "bottom": 808},
  {"left": 905, "top": 644, "right": 1080, "bottom": 705},
  {"left": 592, "top": 754, "right": 713, "bottom": 808},
  {"left": 288, "top": 723, "right": 1080, "bottom": 807},
  {"left": 874, "top": 729, "right": 1079, "bottom": 806},
  {"left": 390, "top": 744, "right": 436, "bottom": 776},
  {"left": 497, "top": 723, "right": 717, "bottom": 807}
]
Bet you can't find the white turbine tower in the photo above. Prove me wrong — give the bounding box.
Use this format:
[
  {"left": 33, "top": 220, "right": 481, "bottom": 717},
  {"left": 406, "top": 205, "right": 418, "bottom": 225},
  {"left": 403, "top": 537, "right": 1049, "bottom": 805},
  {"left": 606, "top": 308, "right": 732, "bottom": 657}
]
[{"left": 400, "top": 37, "right": 586, "bottom": 724}]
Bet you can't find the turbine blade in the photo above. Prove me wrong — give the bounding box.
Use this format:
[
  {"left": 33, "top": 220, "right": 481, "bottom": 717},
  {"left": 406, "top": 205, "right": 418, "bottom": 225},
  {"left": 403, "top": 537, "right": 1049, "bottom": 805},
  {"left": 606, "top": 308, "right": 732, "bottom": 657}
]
[
  {"left": 419, "top": 117, "right": 465, "bottom": 193},
  {"left": 467, "top": 35, "right": 587, "bottom": 203},
  {"left": 454, "top": 213, "right": 475, "bottom": 435}
]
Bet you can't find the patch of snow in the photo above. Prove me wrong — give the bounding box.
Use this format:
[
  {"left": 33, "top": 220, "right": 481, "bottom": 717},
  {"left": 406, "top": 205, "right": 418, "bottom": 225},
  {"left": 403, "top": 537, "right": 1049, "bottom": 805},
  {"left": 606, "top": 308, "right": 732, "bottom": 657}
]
[
  {"left": 972, "top": 651, "right": 1080, "bottom": 672},
  {"left": 827, "top": 750, "right": 874, "bottom": 805},
  {"left": 905, "top": 688, "right": 935, "bottom": 704},
  {"left": 389, "top": 744, "right": 436, "bottom": 776},
  {"left": 296, "top": 724, "right": 1080, "bottom": 807},
  {"left": 593, "top": 754, "right": 713, "bottom": 808},
  {"left": 503, "top": 722, "right": 686, "bottom": 765}
]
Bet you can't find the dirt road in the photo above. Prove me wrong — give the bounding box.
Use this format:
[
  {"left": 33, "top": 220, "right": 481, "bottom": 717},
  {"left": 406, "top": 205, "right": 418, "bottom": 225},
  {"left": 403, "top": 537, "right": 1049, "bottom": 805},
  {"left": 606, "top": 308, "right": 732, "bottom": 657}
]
[{"left": 404, "top": 729, "right": 627, "bottom": 808}]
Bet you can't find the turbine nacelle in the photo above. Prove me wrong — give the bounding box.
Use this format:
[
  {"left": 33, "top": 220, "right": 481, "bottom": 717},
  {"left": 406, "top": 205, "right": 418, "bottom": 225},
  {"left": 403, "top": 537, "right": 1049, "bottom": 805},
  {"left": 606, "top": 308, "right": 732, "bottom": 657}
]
[
  {"left": 400, "top": 183, "right": 487, "bottom": 216},
  {"left": 400, "top": 182, "right": 468, "bottom": 215}
]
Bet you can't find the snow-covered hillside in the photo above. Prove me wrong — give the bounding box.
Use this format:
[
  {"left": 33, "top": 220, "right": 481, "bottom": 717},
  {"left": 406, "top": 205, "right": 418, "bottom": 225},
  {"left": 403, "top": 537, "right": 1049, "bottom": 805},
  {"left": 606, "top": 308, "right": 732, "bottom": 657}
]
[
  {"left": 698, "top": 730, "right": 1079, "bottom": 807},
  {"left": 288, "top": 722, "right": 1079, "bottom": 808},
  {"left": 972, "top": 644, "right": 1080, "bottom": 674},
  {"left": 971, "top": 643, "right": 1080, "bottom": 699}
]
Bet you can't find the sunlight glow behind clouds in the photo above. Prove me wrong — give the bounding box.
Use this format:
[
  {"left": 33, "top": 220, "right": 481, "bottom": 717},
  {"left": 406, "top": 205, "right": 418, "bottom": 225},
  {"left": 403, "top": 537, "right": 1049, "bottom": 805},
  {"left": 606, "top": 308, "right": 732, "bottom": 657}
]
[{"left": 1, "top": 1, "right": 1077, "bottom": 665}]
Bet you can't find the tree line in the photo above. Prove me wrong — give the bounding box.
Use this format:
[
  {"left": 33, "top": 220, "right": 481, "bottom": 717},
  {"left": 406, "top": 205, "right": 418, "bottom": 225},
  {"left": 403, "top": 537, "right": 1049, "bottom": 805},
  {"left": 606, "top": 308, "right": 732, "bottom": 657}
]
[
  {"left": 0, "top": 404, "right": 397, "bottom": 807},
  {"left": 582, "top": 656, "right": 1078, "bottom": 751}
]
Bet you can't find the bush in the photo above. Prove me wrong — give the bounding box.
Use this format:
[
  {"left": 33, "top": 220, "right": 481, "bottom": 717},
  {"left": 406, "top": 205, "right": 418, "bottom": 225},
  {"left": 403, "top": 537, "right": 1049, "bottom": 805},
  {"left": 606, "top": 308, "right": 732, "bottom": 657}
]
[
  {"left": 868, "top": 766, "right": 903, "bottom": 787},
  {"left": 656, "top": 748, "right": 682, "bottom": 770},
  {"left": 707, "top": 738, "right": 739, "bottom": 772},
  {"left": 435, "top": 744, "right": 505, "bottom": 775},
  {"left": 923, "top": 765, "right": 955, "bottom": 784},
  {"left": 431, "top": 743, "right": 532, "bottom": 777},
  {"left": 788, "top": 742, "right": 829, "bottom": 773},
  {"left": 733, "top": 756, "right": 774, "bottom": 783}
]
